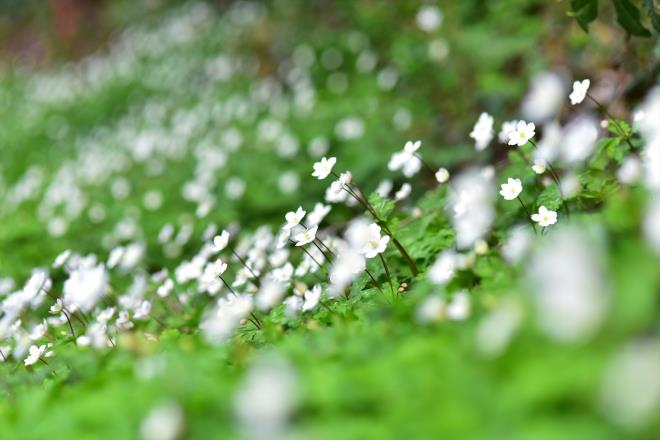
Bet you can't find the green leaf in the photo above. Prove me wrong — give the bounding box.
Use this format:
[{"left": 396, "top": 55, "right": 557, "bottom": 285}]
[
  {"left": 368, "top": 192, "right": 396, "bottom": 219},
  {"left": 571, "top": 0, "right": 599, "bottom": 32},
  {"left": 613, "top": 0, "right": 652, "bottom": 37},
  {"left": 643, "top": 0, "right": 660, "bottom": 32}
]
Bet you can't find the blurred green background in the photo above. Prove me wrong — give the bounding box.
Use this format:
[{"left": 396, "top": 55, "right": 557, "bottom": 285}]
[{"left": 0, "top": 1, "right": 659, "bottom": 439}]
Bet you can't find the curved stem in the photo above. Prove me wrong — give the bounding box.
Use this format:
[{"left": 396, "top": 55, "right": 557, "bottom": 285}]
[
  {"left": 516, "top": 197, "right": 538, "bottom": 235},
  {"left": 378, "top": 253, "right": 395, "bottom": 298},
  {"left": 587, "top": 94, "right": 635, "bottom": 150}
]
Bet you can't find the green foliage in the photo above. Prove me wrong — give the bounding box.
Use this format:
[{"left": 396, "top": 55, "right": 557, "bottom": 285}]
[
  {"left": 571, "top": 0, "right": 600, "bottom": 31},
  {"left": 613, "top": 0, "right": 653, "bottom": 36}
]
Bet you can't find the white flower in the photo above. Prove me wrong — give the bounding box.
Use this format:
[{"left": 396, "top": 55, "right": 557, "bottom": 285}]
[
  {"left": 49, "top": 298, "right": 64, "bottom": 314},
  {"left": 302, "top": 285, "right": 321, "bottom": 312},
  {"left": 532, "top": 160, "right": 547, "bottom": 174},
  {"left": 416, "top": 5, "right": 443, "bottom": 32},
  {"left": 469, "top": 112, "right": 494, "bottom": 150},
  {"left": 508, "top": 120, "right": 536, "bottom": 146},
  {"left": 24, "top": 344, "right": 52, "bottom": 366},
  {"left": 360, "top": 224, "right": 390, "bottom": 259},
  {"left": 306, "top": 203, "right": 331, "bottom": 226},
  {"left": 499, "top": 178, "right": 523, "bottom": 200},
  {"left": 53, "top": 249, "right": 72, "bottom": 269},
  {"left": 403, "top": 140, "right": 421, "bottom": 155},
  {"left": 617, "top": 156, "right": 642, "bottom": 184},
  {"left": 283, "top": 206, "right": 306, "bottom": 230},
  {"left": 63, "top": 264, "right": 108, "bottom": 312},
  {"left": 256, "top": 280, "right": 286, "bottom": 311},
  {"left": 213, "top": 230, "right": 230, "bottom": 252},
  {"left": 428, "top": 250, "right": 457, "bottom": 285},
  {"left": 435, "top": 167, "right": 450, "bottom": 183},
  {"left": 388, "top": 141, "right": 422, "bottom": 177},
  {"left": 29, "top": 321, "right": 48, "bottom": 340},
  {"left": 569, "top": 79, "right": 590, "bottom": 105},
  {"left": 293, "top": 225, "right": 318, "bottom": 247},
  {"left": 283, "top": 295, "right": 303, "bottom": 317},
  {"left": 157, "top": 279, "right": 174, "bottom": 298},
  {"left": 446, "top": 291, "right": 471, "bottom": 320},
  {"left": 312, "top": 157, "right": 336, "bottom": 180},
  {"left": 394, "top": 183, "right": 412, "bottom": 201},
  {"left": 531, "top": 205, "right": 558, "bottom": 227},
  {"left": 521, "top": 72, "right": 564, "bottom": 122},
  {"left": 498, "top": 120, "right": 518, "bottom": 144},
  {"left": 202, "top": 259, "right": 228, "bottom": 282}
]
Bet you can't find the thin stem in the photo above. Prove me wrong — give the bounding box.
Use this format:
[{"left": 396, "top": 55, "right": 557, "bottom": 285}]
[
  {"left": 415, "top": 153, "right": 437, "bottom": 175},
  {"left": 528, "top": 140, "right": 571, "bottom": 220},
  {"left": 0, "top": 348, "right": 6, "bottom": 362},
  {"left": 219, "top": 275, "right": 238, "bottom": 295},
  {"left": 297, "top": 243, "right": 324, "bottom": 269},
  {"left": 230, "top": 247, "right": 261, "bottom": 288},
  {"left": 311, "top": 240, "right": 332, "bottom": 262},
  {"left": 330, "top": 172, "right": 418, "bottom": 276},
  {"left": 378, "top": 253, "right": 395, "bottom": 298},
  {"left": 587, "top": 94, "right": 635, "bottom": 151},
  {"left": 248, "top": 313, "right": 262, "bottom": 329},
  {"left": 546, "top": 162, "right": 571, "bottom": 219},
  {"left": 516, "top": 197, "right": 538, "bottom": 235},
  {"left": 39, "top": 358, "right": 57, "bottom": 377},
  {"left": 62, "top": 310, "right": 76, "bottom": 339},
  {"left": 316, "top": 238, "right": 336, "bottom": 258}
]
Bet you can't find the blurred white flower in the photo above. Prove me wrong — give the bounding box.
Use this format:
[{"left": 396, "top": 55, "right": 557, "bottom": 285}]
[
  {"left": 600, "top": 341, "right": 660, "bottom": 430},
  {"left": 644, "top": 196, "right": 660, "bottom": 254},
  {"left": 527, "top": 227, "right": 608, "bottom": 342},
  {"left": 469, "top": 112, "right": 494, "bottom": 151},
  {"left": 559, "top": 116, "right": 599, "bottom": 163},
  {"left": 532, "top": 160, "right": 547, "bottom": 175},
  {"left": 140, "top": 402, "right": 184, "bottom": 440},
  {"left": 428, "top": 250, "right": 457, "bottom": 285},
  {"left": 522, "top": 72, "right": 564, "bottom": 122},
  {"left": 234, "top": 356, "right": 299, "bottom": 439},
  {"left": 435, "top": 167, "right": 450, "bottom": 183},
  {"left": 416, "top": 5, "right": 443, "bottom": 32}
]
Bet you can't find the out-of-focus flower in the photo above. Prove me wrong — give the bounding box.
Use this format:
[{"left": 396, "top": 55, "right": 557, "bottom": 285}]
[
  {"left": 234, "top": 355, "right": 299, "bottom": 439},
  {"left": 532, "top": 160, "right": 547, "bottom": 175},
  {"left": 558, "top": 116, "right": 599, "bottom": 163},
  {"left": 469, "top": 113, "right": 494, "bottom": 151},
  {"left": 140, "top": 401, "right": 184, "bottom": 440},
  {"left": 416, "top": 5, "right": 443, "bottom": 32},
  {"left": 600, "top": 341, "right": 660, "bottom": 430},
  {"left": 448, "top": 169, "right": 495, "bottom": 249},
  {"left": 522, "top": 72, "right": 565, "bottom": 122},
  {"left": 527, "top": 227, "right": 608, "bottom": 342},
  {"left": 435, "top": 167, "right": 450, "bottom": 183}
]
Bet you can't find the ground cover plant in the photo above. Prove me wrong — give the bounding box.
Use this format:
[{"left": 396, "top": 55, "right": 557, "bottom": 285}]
[{"left": 1, "top": 1, "right": 659, "bottom": 439}]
